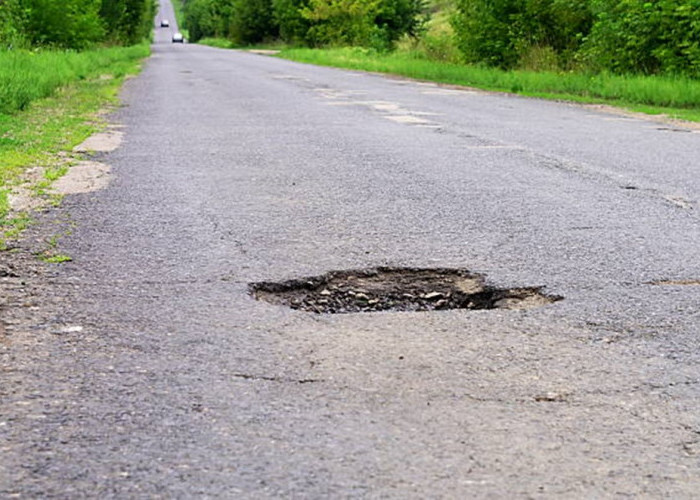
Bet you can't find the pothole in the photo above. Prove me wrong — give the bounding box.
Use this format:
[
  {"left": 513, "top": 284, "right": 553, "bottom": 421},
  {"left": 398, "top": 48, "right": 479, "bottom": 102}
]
[{"left": 249, "top": 267, "right": 562, "bottom": 314}]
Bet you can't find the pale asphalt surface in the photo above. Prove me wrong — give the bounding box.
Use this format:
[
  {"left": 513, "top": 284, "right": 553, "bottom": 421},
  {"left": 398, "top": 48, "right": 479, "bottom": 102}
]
[{"left": 1, "top": 0, "right": 700, "bottom": 497}]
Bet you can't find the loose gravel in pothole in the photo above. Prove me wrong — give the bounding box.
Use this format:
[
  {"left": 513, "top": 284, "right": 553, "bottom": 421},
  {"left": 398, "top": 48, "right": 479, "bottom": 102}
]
[{"left": 250, "top": 267, "right": 561, "bottom": 314}]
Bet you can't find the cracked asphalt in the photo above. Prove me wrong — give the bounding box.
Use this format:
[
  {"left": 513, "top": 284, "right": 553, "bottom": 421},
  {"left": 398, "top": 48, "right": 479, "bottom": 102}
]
[{"left": 1, "top": 0, "right": 700, "bottom": 497}]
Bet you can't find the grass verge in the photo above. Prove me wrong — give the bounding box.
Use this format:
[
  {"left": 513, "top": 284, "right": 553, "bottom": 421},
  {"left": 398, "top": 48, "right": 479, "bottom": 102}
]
[
  {"left": 198, "top": 38, "right": 288, "bottom": 51},
  {"left": 277, "top": 47, "right": 700, "bottom": 122},
  {"left": 0, "top": 43, "right": 149, "bottom": 248},
  {"left": 198, "top": 38, "right": 236, "bottom": 49}
]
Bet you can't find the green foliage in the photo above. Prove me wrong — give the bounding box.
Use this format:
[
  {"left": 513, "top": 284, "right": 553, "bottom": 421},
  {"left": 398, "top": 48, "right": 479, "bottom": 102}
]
[
  {"left": 182, "top": 0, "right": 425, "bottom": 47},
  {"left": 0, "top": 0, "right": 154, "bottom": 49},
  {"left": 100, "top": 0, "right": 157, "bottom": 45},
  {"left": 302, "top": 0, "right": 380, "bottom": 46},
  {"left": 302, "top": 0, "right": 424, "bottom": 48},
  {"left": 452, "top": 0, "right": 592, "bottom": 70},
  {"left": 0, "top": 45, "right": 148, "bottom": 114},
  {"left": 280, "top": 46, "right": 700, "bottom": 119},
  {"left": 183, "top": 0, "right": 234, "bottom": 42},
  {"left": 376, "top": 0, "right": 426, "bottom": 42},
  {"left": 273, "top": 0, "right": 312, "bottom": 43},
  {"left": 183, "top": 0, "right": 278, "bottom": 44},
  {"left": 450, "top": 0, "right": 700, "bottom": 77},
  {"left": 21, "top": 0, "right": 105, "bottom": 49},
  {"left": 0, "top": 43, "right": 147, "bottom": 246},
  {"left": 581, "top": 0, "right": 700, "bottom": 77},
  {"left": 229, "top": 0, "right": 279, "bottom": 44},
  {"left": 0, "top": 0, "right": 28, "bottom": 48}
]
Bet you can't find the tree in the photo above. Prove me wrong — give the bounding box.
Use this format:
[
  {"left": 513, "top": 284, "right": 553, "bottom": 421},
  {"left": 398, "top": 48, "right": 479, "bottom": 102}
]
[
  {"left": 452, "top": 0, "right": 591, "bottom": 69},
  {"left": 100, "top": 0, "right": 156, "bottom": 45},
  {"left": 273, "top": 0, "right": 311, "bottom": 43},
  {"left": 23, "top": 0, "right": 105, "bottom": 49},
  {"left": 0, "top": 0, "right": 28, "bottom": 48},
  {"left": 229, "top": 0, "right": 278, "bottom": 44},
  {"left": 184, "top": 0, "right": 235, "bottom": 42},
  {"left": 302, "top": 0, "right": 424, "bottom": 48},
  {"left": 581, "top": 0, "right": 700, "bottom": 76}
]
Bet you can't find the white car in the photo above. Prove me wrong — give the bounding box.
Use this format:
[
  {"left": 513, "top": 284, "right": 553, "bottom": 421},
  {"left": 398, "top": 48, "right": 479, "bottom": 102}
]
[
  {"left": 172, "top": 32, "right": 184, "bottom": 43},
  {"left": 160, "top": 19, "right": 169, "bottom": 27}
]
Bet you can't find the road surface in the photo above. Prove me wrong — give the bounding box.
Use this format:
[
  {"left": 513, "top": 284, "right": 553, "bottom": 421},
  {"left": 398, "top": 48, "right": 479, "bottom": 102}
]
[{"left": 2, "top": 0, "right": 700, "bottom": 497}]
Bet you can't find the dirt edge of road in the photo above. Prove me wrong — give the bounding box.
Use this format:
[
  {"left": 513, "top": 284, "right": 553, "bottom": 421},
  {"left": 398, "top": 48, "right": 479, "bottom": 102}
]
[{"left": 1, "top": 124, "right": 122, "bottom": 339}]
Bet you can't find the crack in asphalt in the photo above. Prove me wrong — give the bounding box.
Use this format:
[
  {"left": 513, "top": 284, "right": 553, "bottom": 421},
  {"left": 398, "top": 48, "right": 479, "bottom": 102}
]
[{"left": 231, "top": 373, "right": 322, "bottom": 384}]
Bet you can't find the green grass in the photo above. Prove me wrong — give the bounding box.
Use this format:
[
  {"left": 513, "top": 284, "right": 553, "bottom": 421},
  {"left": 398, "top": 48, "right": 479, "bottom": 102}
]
[
  {"left": 0, "top": 43, "right": 149, "bottom": 247},
  {"left": 0, "top": 44, "right": 149, "bottom": 114},
  {"left": 198, "top": 38, "right": 288, "bottom": 51},
  {"left": 277, "top": 47, "right": 700, "bottom": 122},
  {"left": 37, "top": 232, "right": 73, "bottom": 263},
  {"left": 198, "top": 38, "right": 236, "bottom": 49}
]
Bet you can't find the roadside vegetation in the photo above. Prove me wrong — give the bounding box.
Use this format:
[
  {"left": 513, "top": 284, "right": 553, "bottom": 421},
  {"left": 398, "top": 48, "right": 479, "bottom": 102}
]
[
  {"left": 0, "top": 0, "right": 154, "bottom": 248},
  {"left": 176, "top": 0, "right": 700, "bottom": 121},
  {"left": 280, "top": 47, "right": 700, "bottom": 121}
]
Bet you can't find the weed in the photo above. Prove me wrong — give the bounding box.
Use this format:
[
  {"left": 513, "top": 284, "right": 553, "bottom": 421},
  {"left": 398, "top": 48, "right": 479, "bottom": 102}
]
[
  {"left": 36, "top": 230, "right": 73, "bottom": 263},
  {"left": 39, "top": 253, "right": 72, "bottom": 264},
  {"left": 44, "top": 164, "right": 69, "bottom": 182},
  {"left": 0, "top": 213, "right": 30, "bottom": 250}
]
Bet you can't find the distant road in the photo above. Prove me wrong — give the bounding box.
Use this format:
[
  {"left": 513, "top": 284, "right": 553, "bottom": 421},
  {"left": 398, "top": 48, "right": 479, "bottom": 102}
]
[{"left": 2, "top": 0, "right": 699, "bottom": 497}]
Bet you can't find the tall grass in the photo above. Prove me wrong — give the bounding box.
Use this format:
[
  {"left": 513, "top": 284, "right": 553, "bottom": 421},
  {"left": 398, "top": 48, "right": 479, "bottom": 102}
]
[
  {"left": 0, "top": 44, "right": 149, "bottom": 115},
  {"left": 279, "top": 47, "right": 700, "bottom": 115}
]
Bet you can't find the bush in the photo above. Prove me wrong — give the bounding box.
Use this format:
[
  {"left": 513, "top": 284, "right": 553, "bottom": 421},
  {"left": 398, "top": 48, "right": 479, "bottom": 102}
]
[
  {"left": 302, "top": 0, "right": 424, "bottom": 48},
  {"left": 100, "top": 0, "right": 157, "bottom": 45},
  {"left": 452, "top": 0, "right": 592, "bottom": 70},
  {"left": 183, "top": 0, "right": 234, "bottom": 42},
  {"left": 273, "top": 0, "right": 312, "bottom": 43},
  {"left": 22, "top": 0, "right": 105, "bottom": 50},
  {"left": 0, "top": 0, "right": 28, "bottom": 49},
  {"left": 0, "top": 0, "right": 154, "bottom": 49},
  {"left": 229, "top": 0, "right": 279, "bottom": 44},
  {"left": 581, "top": 0, "right": 700, "bottom": 77},
  {"left": 453, "top": 0, "right": 593, "bottom": 69}
]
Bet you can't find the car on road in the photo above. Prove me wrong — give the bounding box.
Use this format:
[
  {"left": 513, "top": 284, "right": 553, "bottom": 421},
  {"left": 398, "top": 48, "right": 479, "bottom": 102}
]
[
  {"left": 160, "top": 19, "right": 169, "bottom": 27},
  {"left": 172, "top": 32, "right": 184, "bottom": 43}
]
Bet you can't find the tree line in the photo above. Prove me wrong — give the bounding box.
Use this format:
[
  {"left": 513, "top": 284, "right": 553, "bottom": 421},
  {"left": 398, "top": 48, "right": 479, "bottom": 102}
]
[
  {"left": 182, "top": 0, "right": 425, "bottom": 50},
  {"left": 453, "top": 0, "right": 700, "bottom": 77},
  {"left": 0, "top": 0, "right": 156, "bottom": 49},
  {"left": 182, "top": 0, "right": 700, "bottom": 78}
]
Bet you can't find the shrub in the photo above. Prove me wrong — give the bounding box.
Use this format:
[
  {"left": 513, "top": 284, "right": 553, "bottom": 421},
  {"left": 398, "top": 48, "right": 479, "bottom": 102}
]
[
  {"left": 302, "top": 0, "right": 424, "bottom": 48},
  {"left": 452, "top": 0, "right": 592, "bottom": 70},
  {"left": 273, "top": 0, "right": 312, "bottom": 43},
  {"left": 100, "top": 0, "right": 157, "bottom": 45},
  {"left": 581, "top": 0, "right": 700, "bottom": 77},
  {"left": 183, "top": 0, "right": 234, "bottom": 42},
  {"left": 0, "top": 0, "right": 28, "bottom": 49},
  {"left": 229, "top": 0, "right": 279, "bottom": 44},
  {"left": 22, "top": 0, "right": 105, "bottom": 50}
]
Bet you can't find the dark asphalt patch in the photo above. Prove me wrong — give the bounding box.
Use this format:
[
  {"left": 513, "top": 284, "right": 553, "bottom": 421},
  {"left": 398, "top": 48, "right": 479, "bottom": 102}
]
[
  {"left": 647, "top": 279, "right": 700, "bottom": 286},
  {"left": 250, "top": 267, "right": 561, "bottom": 314},
  {"left": 656, "top": 127, "right": 692, "bottom": 133}
]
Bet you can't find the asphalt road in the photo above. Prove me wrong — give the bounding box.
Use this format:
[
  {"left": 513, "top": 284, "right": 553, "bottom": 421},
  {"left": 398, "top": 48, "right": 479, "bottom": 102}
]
[{"left": 2, "top": 0, "right": 700, "bottom": 497}]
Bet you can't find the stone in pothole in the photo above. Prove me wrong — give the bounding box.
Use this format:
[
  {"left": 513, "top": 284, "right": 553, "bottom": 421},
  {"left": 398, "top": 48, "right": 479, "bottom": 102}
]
[{"left": 249, "top": 267, "right": 561, "bottom": 314}]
